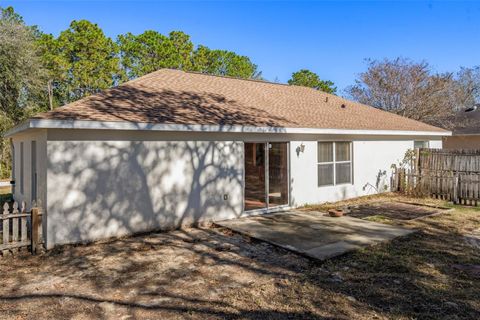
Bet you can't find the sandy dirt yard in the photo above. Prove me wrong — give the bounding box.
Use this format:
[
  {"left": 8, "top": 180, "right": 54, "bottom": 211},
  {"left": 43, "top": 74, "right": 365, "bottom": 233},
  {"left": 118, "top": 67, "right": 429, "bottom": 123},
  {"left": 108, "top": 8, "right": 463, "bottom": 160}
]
[{"left": 0, "top": 194, "right": 479, "bottom": 320}]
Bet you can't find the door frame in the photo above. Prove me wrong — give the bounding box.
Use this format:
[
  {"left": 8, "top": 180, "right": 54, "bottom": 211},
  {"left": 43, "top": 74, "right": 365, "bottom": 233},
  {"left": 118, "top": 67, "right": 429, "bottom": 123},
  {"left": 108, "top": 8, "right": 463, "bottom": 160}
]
[{"left": 243, "top": 141, "right": 291, "bottom": 213}]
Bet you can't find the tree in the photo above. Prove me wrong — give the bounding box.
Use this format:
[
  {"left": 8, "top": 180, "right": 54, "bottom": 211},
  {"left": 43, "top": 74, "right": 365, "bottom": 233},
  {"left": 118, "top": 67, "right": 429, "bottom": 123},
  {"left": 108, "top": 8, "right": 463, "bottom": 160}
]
[
  {"left": 118, "top": 32, "right": 261, "bottom": 80},
  {"left": 456, "top": 66, "right": 480, "bottom": 107},
  {"left": 0, "top": 6, "right": 47, "bottom": 121},
  {"left": 37, "top": 33, "right": 62, "bottom": 110},
  {"left": 345, "top": 58, "right": 478, "bottom": 129},
  {"left": 192, "top": 45, "right": 261, "bottom": 79},
  {"left": 288, "top": 69, "right": 336, "bottom": 93},
  {"left": 168, "top": 31, "right": 194, "bottom": 71},
  {"left": 0, "top": 6, "right": 48, "bottom": 177},
  {"left": 117, "top": 30, "right": 193, "bottom": 80},
  {"left": 41, "top": 20, "right": 121, "bottom": 105}
]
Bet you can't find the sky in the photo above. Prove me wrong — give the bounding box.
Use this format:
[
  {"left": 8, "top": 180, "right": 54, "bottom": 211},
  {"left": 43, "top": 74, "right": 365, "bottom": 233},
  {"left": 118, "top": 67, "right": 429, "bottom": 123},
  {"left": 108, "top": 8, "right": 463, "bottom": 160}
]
[{"left": 3, "top": 0, "right": 480, "bottom": 92}]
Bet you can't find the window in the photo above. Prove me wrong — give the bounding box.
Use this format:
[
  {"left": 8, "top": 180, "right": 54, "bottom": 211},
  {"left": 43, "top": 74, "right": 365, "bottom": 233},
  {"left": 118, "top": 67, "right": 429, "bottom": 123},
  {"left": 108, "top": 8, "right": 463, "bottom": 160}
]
[
  {"left": 31, "top": 141, "right": 37, "bottom": 202},
  {"left": 20, "top": 142, "right": 24, "bottom": 194},
  {"left": 11, "top": 141, "right": 15, "bottom": 194},
  {"left": 317, "top": 142, "right": 334, "bottom": 186},
  {"left": 414, "top": 141, "right": 429, "bottom": 149},
  {"left": 318, "top": 142, "right": 352, "bottom": 186}
]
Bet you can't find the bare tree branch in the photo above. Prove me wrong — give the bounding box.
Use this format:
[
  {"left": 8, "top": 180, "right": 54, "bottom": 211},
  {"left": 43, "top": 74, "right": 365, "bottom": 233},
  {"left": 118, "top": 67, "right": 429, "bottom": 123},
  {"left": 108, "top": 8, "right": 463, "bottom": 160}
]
[{"left": 345, "top": 58, "right": 480, "bottom": 129}]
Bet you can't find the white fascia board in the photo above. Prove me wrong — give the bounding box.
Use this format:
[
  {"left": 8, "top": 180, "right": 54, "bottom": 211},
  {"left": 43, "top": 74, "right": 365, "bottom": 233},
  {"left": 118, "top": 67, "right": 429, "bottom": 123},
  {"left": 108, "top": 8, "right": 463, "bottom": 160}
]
[
  {"left": 3, "top": 121, "right": 31, "bottom": 138},
  {"left": 4, "top": 119, "right": 452, "bottom": 137}
]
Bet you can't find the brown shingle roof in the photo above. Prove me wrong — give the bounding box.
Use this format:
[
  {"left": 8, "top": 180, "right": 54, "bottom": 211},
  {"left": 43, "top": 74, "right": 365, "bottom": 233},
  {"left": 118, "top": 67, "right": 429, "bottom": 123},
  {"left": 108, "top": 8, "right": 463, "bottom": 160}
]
[
  {"left": 33, "top": 69, "right": 447, "bottom": 132},
  {"left": 450, "top": 106, "right": 480, "bottom": 135}
]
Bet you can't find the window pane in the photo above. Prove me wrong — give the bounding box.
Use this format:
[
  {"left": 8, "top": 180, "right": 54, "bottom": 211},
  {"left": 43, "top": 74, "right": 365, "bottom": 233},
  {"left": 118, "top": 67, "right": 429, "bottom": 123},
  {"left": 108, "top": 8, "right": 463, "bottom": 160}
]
[
  {"left": 336, "top": 162, "right": 351, "bottom": 184},
  {"left": 268, "top": 143, "right": 288, "bottom": 207},
  {"left": 318, "top": 164, "right": 334, "bottom": 186},
  {"left": 244, "top": 143, "right": 266, "bottom": 211},
  {"left": 414, "top": 141, "right": 429, "bottom": 149},
  {"left": 317, "top": 142, "right": 333, "bottom": 163},
  {"left": 335, "top": 142, "right": 351, "bottom": 161}
]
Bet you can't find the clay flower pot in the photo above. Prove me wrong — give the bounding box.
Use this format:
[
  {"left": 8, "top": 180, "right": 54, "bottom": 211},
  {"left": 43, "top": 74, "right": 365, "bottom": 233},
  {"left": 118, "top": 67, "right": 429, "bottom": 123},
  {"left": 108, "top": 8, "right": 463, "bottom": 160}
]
[{"left": 328, "top": 209, "right": 344, "bottom": 217}]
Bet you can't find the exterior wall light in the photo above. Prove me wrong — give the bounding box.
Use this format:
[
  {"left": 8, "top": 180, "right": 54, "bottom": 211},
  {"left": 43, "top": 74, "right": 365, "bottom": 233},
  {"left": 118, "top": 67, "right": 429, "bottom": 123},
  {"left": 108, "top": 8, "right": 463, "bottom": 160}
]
[{"left": 296, "top": 143, "right": 305, "bottom": 156}]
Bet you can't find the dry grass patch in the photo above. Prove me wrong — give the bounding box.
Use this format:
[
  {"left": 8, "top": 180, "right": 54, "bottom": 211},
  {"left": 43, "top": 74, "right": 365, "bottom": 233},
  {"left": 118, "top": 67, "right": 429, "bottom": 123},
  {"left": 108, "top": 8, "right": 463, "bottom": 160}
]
[
  {"left": 303, "top": 194, "right": 480, "bottom": 319},
  {"left": 0, "top": 194, "right": 479, "bottom": 319},
  {"left": 301, "top": 192, "right": 447, "bottom": 212}
]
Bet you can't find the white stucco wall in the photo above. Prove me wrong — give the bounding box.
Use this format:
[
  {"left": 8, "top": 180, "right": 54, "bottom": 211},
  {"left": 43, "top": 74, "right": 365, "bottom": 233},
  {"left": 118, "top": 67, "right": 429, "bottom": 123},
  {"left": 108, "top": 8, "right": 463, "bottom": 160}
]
[
  {"left": 8, "top": 128, "right": 442, "bottom": 249},
  {"left": 289, "top": 138, "right": 442, "bottom": 206},
  {"left": 10, "top": 130, "right": 48, "bottom": 243},
  {"left": 428, "top": 140, "right": 443, "bottom": 149},
  {"left": 46, "top": 139, "right": 244, "bottom": 248},
  {"left": 290, "top": 140, "right": 406, "bottom": 205}
]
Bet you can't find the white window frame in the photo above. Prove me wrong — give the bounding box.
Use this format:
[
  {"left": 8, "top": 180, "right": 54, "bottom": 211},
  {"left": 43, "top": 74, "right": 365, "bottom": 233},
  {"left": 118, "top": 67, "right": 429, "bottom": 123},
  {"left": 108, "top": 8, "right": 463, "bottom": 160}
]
[
  {"left": 317, "top": 141, "right": 353, "bottom": 187},
  {"left": 414, "top": 140, "right": 429, "bottom": 149}
]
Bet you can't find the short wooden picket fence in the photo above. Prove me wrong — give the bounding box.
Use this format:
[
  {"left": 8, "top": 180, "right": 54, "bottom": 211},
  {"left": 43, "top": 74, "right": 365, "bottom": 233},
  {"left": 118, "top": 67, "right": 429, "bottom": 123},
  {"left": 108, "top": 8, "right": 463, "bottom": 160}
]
[{"left": 0, "top": 201, "right": 43, "bottom": 256}]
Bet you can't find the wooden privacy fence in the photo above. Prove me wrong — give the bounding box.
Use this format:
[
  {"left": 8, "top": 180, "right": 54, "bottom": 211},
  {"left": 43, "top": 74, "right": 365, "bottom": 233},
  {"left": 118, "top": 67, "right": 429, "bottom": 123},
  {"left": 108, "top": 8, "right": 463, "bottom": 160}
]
[
  {"left": 0, "top": 201, "right": 43, "bottom": 256},
  {"left": 392, "top": 169, "right": 480, "bottom": 205},
  {"left": 418, "top": 148, "right": 480, "bottom": 173},
  {"left": 392, "top": 148, "right": 480, "bottom": 206}
]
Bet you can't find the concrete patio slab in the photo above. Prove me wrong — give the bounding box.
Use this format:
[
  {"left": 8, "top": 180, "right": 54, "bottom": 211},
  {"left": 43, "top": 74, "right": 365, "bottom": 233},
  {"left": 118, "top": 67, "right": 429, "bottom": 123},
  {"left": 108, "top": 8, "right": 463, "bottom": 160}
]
[{"left": 215, "top": 211, "right": 415, "bottom": 261}]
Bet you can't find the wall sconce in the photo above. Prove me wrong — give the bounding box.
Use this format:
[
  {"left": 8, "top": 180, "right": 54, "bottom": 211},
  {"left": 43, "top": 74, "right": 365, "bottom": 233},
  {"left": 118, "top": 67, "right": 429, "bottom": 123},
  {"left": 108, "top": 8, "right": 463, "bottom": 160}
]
[{"left": 296, "top": 143, "right": 305, "bottom": 156}]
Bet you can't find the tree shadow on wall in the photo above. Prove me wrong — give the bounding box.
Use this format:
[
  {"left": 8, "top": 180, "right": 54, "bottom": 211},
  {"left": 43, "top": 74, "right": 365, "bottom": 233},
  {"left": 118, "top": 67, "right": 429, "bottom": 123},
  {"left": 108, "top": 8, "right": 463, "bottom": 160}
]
[{"left": 47, "top": 139, "right": 247, "bottom": 244}]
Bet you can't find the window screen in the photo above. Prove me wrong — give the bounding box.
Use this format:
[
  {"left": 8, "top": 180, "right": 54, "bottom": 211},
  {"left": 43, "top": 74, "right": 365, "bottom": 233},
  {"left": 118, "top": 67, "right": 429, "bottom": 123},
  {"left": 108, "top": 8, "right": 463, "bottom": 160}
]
[
  {"left": 317, "top": 142, "right": 334, "bottom": 186},
  {"left": 335, "top": 142, "right": 351, "bottom": 161},
  {"left": 318, "top": 163, "right": 334, "bottom": 186},
  {"left": 336, "top": 162, "right": 352, "bottom": 184},
  {"left": 317, "top": 142, "right": 333, "bottom": 163}
]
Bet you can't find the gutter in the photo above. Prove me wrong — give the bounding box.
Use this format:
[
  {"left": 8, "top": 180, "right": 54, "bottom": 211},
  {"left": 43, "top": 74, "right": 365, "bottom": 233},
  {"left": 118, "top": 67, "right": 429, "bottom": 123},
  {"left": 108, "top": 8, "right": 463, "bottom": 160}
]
[
  {"left": 4, "top": 119, "right": 452, "bottom": 138},
  {"left": 447, "top": 133, "right": 480, "bottom": 137}
]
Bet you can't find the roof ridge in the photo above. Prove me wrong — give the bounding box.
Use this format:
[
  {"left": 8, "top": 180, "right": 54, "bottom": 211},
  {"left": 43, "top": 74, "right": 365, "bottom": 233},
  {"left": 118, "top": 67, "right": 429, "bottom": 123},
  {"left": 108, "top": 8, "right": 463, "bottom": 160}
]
[
  {"left": 180, "top": 69, "right": 292, "bottom": 87},
  {"left": 161, "top": 68, "right": 335, "bottom": 93}
]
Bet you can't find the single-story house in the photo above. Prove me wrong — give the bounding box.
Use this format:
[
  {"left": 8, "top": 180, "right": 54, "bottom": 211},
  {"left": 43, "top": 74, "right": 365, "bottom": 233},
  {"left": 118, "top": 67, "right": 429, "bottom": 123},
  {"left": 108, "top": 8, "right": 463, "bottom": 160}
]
[
  {"left": 5, "top": 69, "right": 451, "bottom": 249},
  {"left": 443, "top": 104, "right": 480, "bottom": 149}
]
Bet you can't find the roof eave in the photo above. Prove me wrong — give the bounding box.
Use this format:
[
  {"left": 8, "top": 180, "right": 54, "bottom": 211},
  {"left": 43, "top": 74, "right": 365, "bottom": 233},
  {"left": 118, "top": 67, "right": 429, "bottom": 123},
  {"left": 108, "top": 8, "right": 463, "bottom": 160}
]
[
  {"left": 4, "top": 120, "right": 32, "bottom": 138},
  {"left": 5, "top": 119, "right": 452, "bottom": 137}
]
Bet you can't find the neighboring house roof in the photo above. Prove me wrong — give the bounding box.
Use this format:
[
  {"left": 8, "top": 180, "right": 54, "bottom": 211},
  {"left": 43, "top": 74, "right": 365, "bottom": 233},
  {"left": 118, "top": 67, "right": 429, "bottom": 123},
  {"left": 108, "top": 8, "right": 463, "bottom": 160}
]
[
  {"left": 9, "top": 69, "right": 449, "bottom": 136},
  {"left": 450, "top": 105, "right": 480, "bottom": 135}
]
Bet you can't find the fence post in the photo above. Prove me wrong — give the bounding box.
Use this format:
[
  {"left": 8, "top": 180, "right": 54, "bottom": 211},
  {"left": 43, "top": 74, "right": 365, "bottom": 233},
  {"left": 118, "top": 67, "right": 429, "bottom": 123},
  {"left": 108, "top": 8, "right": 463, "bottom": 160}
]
[
  {"left": 453, "top": 174, "right": 459, "bottom": 205},
  {"left": 2, "top": 203, "right": 9, "bottom": 256},
  {"left": 31, "top": 207, "right": 40, "bottom": 254},
  {"left": 395, "top": 169, "right": 399, "bottom": 192},
  {"left": 391, "top": 169, "right": 396, "bottom": 191},
  {"left": 400, "top": 168, "right": 406, "bottom": 192},
  {"left": 415, "top": 148, "right": 420, "bottom": 174}
]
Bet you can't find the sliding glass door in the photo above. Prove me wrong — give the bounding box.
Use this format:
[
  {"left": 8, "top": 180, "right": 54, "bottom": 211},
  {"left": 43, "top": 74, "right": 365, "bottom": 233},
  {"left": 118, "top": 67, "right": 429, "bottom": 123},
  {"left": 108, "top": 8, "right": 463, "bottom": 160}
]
[
  {"left": 244, "top": 143, "right": 267, "bottom": 211},
  {"left": 244, "top": 142, "right": 289, "bottom": 211},
  {"left": 268, "top": 143, "right": 289, "bottom": 207}
]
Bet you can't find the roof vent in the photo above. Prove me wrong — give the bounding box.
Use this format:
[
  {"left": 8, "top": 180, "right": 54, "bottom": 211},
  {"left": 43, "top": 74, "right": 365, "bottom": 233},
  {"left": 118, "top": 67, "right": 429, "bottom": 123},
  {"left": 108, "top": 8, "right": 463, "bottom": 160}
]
[{"left": 465, "top": 104, "right": 479, "bottom": 113}]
